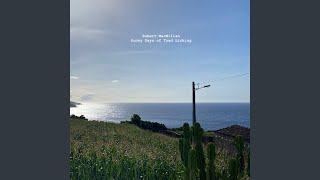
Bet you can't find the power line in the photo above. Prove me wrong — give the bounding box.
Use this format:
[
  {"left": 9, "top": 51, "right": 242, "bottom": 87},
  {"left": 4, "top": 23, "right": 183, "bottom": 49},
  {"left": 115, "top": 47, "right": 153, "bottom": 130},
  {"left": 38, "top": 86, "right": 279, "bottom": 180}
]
[{"left": 197, "top": 72, "right": 250, "bottom": 85}]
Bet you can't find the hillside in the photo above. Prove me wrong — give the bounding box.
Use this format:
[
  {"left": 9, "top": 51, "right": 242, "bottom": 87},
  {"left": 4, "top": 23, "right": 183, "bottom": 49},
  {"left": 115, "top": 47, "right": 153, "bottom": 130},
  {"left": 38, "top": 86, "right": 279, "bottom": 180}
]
[
  {"left": 70, "top": 118, "right": 181, "bottom": 162},
  {"left": 70, "top": 118, "right": 184, "bottom": 179},
  {"left": 70, "top": 118, "right": 249, "bottom": 179},
  {"left": 70, "top": 101, "right": 81, "bottom": 107}
]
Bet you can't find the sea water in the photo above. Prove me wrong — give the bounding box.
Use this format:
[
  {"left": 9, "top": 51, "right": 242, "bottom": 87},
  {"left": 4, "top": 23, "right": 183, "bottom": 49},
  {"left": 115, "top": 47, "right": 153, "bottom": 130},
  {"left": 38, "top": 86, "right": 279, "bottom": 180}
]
[{"left": 70, "top": 103, "right": 250, "bottom": 131}]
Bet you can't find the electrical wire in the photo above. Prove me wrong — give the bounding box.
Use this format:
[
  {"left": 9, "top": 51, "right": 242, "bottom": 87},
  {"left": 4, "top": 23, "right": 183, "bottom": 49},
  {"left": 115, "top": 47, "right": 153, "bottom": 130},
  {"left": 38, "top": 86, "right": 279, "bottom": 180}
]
[{"left": 197, "top": 72, "right": 250, "bottom": 86}]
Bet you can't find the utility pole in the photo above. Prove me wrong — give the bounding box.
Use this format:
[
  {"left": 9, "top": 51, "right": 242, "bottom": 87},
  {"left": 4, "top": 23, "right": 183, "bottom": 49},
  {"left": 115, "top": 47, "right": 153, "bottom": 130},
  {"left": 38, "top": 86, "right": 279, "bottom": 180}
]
[
  {"left": 191, "top": 73, "right": 248, "bottom": 126},
  {"left": 192, "top": 82, "right": 210, "bottom": 125},
  {"left": 192, "top": 81, "right": 196, "bottom": 125}
]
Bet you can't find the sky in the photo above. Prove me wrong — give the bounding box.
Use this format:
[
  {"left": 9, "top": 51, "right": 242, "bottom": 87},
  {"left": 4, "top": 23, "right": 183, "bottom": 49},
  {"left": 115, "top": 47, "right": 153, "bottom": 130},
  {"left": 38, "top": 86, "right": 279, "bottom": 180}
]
[{"left": 70, "top": 0, "right": 250, "bottom": 103}]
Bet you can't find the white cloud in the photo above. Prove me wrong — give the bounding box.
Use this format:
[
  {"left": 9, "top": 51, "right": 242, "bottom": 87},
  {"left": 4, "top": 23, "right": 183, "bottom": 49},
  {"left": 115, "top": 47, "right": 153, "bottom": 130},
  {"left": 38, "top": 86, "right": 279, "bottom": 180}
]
[
  {"left": 81, "top": 93, "right": 95, "bottom": 101},
  {"left": 71, "top": 0, "right": 122, "bottom": 26},
  {"left": 111, "top": 80, "right": 119, "bottom": 83},
  {"left": 70, "top": 76, "right": 79, "bottom": 79},
  {"left": 71, "top": 26, "right": 107, "bottom": 40},
  {"left": 112, "top": 50, "right": 155, "bottom": 55}
]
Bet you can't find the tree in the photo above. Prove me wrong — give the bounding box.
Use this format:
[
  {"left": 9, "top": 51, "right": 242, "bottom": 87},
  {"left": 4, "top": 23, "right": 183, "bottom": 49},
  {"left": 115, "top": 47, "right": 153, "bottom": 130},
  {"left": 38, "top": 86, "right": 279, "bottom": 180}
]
[{"left": 131, "top": 114, "right": 142, "bottom": 126}]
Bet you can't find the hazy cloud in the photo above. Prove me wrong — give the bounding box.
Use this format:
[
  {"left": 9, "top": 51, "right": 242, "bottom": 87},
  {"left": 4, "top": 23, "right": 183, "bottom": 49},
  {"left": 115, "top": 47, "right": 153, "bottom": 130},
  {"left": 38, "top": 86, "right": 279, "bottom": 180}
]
[
  {"left": 71, "top": 26, "right": 107, "bottom": 40},
  {"left": 70, "top": 76, "right": 79, "bottom": 79},
  {"left": 81, "top": 93, "right": 95, "bottom": 101},
  {"left": 111, "top": 80, "right": 119, "bottom": 83},
  {"left": 112, "top": 50, "right": 155, "bottom": 55}
]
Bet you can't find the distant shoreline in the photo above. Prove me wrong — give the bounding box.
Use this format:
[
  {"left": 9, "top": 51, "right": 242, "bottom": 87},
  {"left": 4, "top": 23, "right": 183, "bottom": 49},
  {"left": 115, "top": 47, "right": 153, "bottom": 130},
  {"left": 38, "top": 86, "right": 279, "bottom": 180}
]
[
  {"left": 70, "top": 103, "right": 250, "bottom": 130},
  {"left": 71, "top": 102, "right": 250, "bottom": 104},
  {"left": 70, "top": 101, "right": 81, "bottom": 107}
]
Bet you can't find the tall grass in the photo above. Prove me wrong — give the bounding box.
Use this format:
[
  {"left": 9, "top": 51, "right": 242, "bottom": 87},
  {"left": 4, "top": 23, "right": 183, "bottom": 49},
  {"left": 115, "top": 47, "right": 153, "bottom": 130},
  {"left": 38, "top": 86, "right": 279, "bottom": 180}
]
[
  {"left": 70, "top": 118, "right": 247, "bottom": 179},
  {"left": 70, "top": 119, "right": 184, "bottom": 179},
  {"left": 70, "top": 146, "right": 183, "bottom": 179}
]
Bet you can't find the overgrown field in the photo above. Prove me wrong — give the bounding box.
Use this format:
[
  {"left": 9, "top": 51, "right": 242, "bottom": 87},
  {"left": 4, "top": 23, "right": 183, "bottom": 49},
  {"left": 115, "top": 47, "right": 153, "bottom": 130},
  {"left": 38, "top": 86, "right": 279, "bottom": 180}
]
[
  {"left": 70, "top": 118, "right": 184, "bottom": 179},
  {"left": 70, "top": 118, "right": 245, "bottom": 179}
]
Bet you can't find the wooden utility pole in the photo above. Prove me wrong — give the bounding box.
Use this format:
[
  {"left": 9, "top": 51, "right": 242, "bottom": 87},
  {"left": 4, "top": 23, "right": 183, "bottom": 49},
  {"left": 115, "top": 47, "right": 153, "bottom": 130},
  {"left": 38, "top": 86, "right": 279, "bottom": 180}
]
[
  {"left": 192, "top": 82, "right": 210, "bottom": 125},
  {"left": 192, "top": 81, "right": 196, "bottom": 125}
]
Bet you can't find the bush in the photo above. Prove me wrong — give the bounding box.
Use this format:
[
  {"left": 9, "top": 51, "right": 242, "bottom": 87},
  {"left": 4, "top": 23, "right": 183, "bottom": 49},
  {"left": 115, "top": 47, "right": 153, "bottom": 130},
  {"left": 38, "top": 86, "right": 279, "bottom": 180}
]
[
  {"left": 131, "top": 114, "right": 142, "bottom": 126},
  {"left": 70, "top": 114, "right": 87, "bottom": 120},
  {"left": 70, "top": 114, "right": 77, "bottom": 118},
  {"left": 128, "top": 114, "right": 167, "bottom": 132}
]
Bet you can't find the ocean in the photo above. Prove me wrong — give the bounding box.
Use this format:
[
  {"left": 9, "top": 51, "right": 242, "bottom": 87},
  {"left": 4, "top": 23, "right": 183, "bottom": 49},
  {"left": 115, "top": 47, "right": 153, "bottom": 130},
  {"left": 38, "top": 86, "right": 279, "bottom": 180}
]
[{"left": 70, "top": 103, "right": 250, "bottom": 131}]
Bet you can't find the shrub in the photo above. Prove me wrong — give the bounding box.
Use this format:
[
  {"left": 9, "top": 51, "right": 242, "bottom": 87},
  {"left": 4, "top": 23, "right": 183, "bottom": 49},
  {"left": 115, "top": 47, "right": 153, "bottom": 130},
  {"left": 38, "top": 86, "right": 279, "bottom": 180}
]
[
  {"left": 129, "top": 114, "right": 167, "bottom": 132},
  {"left": 131, "top": 114, "right": 142, "bottom": 126},
  {"left": 70, "top": 114, "right": 87, "bottom": 120}
]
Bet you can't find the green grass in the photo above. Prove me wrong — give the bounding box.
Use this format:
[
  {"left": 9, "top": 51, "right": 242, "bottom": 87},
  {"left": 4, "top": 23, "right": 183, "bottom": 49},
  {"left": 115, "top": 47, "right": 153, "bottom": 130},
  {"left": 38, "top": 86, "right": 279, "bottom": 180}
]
[
  {"left": 70, "top": 118, "right": 248, "bottom": 180},
  {"left": 70, "top": 118, "right": 184, "bottom": 179}
]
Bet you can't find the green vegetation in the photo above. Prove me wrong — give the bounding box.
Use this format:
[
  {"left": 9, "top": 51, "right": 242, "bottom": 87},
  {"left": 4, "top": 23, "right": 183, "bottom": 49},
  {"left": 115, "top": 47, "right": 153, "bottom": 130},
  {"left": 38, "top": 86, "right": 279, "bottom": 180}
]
[
  {"left": 178, "top": 122, "right": 250, "bottom": 180},
  {"left": 70, "top": 117, "right": 183, "bottom": 179},
  {"left": 171, "top": 126, "right": 215, "bottom": 138},
  {"left": 70, "top": 114, "right": 88, "bottom": 120},
  {"left": 187, "top": 149, "right": 197, "bottom": 180},
  {"left": 121, "top": 114, "right": 167, "bottom": 132},
  {"left": 233, "top": 135, "right": 245, "bottom": 175},
  {"left": 228, "top": 158, "right": 239, "bottom": 180},
  {"left": 207, "top": 143, "right": 216, "bottom": 180},
  {"left": 70, "top": 114, "right": 250, "bottom": 179},
  {"left": 247, "top": 147, "right": 250, "bottom": 177},
  {"left": 193, "top": 123, "right": 206, "bottom": 180},
  {"left": 178, "top": 123, "right": 207, "bottom": 180}
]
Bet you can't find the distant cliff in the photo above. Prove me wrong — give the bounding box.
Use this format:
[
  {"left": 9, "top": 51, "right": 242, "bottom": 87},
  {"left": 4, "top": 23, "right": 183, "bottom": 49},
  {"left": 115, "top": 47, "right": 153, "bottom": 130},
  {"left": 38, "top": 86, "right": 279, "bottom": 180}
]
[{"left": 70, "top": 101, "right": 81, "bottom": 107}]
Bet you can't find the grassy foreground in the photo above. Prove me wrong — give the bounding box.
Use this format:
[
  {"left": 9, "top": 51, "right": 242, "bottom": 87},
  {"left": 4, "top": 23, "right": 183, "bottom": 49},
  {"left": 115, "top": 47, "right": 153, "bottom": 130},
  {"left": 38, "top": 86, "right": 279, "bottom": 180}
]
[
  {"left": 70, "top": 118, "right": 244, "bottom": 180},
  {"left": 70, "top": 118, "right": 184, "bottom": 179}
]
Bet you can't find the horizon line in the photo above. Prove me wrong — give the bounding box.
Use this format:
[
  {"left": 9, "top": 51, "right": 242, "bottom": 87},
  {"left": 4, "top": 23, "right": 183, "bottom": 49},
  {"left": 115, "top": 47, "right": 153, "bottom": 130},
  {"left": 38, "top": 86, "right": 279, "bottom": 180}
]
[{"left": 73, "top": 101, "right": 250, "bottom": 104}]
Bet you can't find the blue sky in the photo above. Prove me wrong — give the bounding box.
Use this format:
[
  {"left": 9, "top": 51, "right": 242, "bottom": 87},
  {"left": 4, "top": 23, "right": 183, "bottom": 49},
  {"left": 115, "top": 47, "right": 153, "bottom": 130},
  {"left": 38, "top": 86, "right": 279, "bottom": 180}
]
[{"left": 70, "top": 0, "right": 250, "bottom": 103}]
